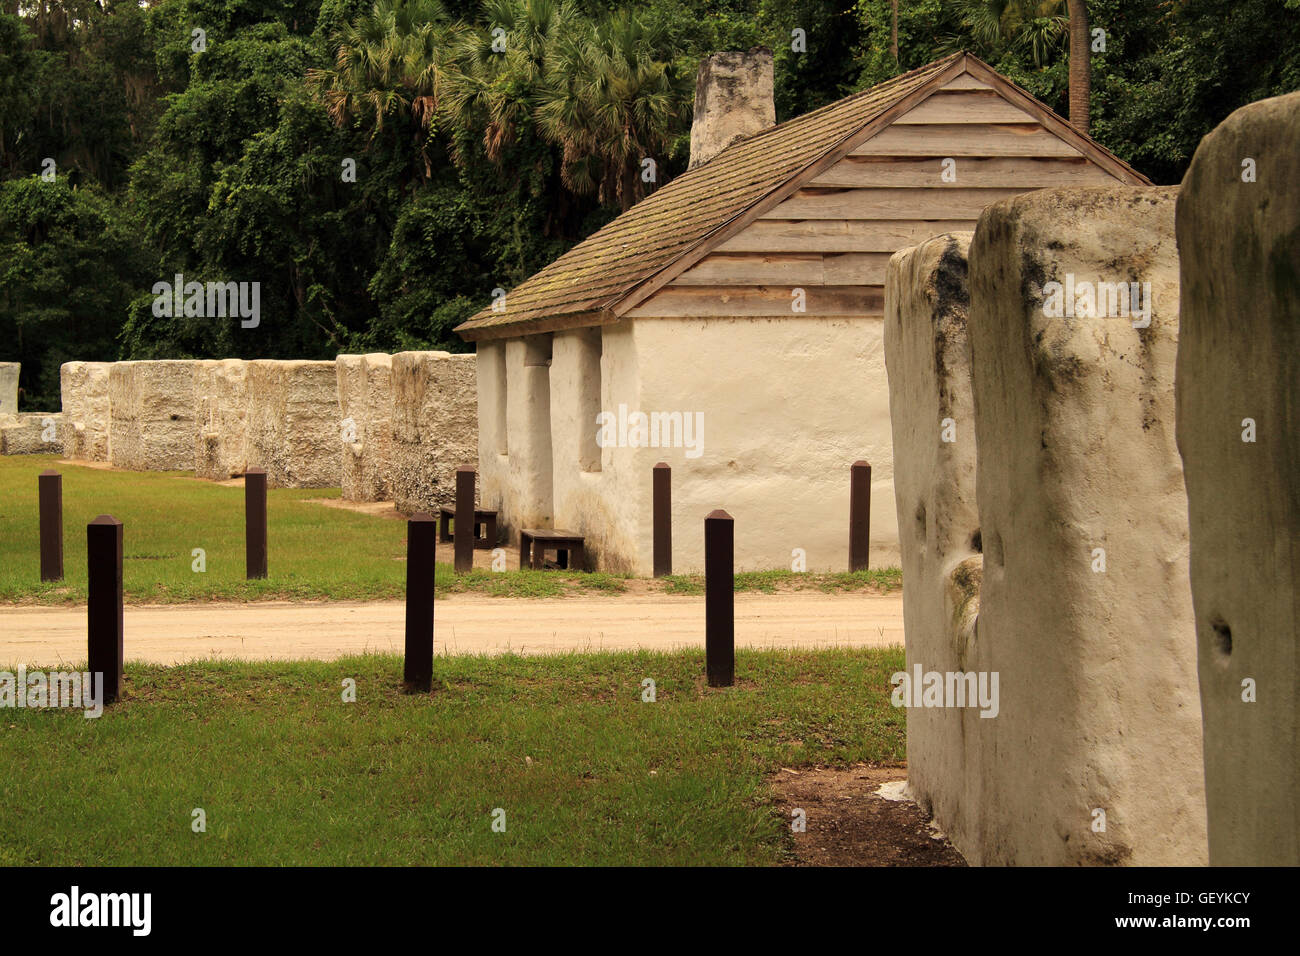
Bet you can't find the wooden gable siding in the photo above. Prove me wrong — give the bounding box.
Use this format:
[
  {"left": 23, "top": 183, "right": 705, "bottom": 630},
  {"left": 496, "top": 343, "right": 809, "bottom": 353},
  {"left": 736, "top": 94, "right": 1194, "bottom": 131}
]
[{"left": 625, "top": 75, "right": 1123, "bottom": 320}]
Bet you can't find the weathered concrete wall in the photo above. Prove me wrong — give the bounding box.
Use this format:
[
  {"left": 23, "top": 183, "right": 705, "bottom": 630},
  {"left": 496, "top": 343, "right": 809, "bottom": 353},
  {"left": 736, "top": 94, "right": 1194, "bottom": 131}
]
[
  {"left": 44, "top": 355, "right": 479, "bottom": 496},
  {"left": 336, "top": 353, "right": 395, "bottom": 502},
  {"left": 59, "top": 361, "right": 112, "bottom": 461},
  {"left": 1175, "top": 91, "right": 1300, "bottom": 866},
  {"left": 245, "top": 360, "right": 339, "bottom": 488},
  {"left": 968, "top": 186, "right": 1207, "bottom": 865},
  {"left": 390, "top": 351, "right": 477, "bottom": 514},
  {"left": 883, "top": 233, "right": 987, "bottom": 859},
  {"left": 0, "top": 412, "right": 63, "bottom": 454},
  {"left": 194, "top": 359, "right": 249, "bottom": 480},
  {"left": 0, "top": 362, "right": 18, "bottom": 414},
  {"left": 108, "top": 361, "right": 197, "bottom": 471}
]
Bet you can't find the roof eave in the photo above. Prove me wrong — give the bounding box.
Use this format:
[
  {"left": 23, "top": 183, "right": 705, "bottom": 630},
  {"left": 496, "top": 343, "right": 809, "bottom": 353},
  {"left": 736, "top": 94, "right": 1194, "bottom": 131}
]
[{"left": 455, "top": 308, "right": 620, "bottom": 343}]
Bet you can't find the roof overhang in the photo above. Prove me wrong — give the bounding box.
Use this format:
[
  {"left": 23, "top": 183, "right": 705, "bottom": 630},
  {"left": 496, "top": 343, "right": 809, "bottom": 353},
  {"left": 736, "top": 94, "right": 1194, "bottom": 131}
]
[{"left": 454, "top": 308, "right": 619, "bottom": 343}]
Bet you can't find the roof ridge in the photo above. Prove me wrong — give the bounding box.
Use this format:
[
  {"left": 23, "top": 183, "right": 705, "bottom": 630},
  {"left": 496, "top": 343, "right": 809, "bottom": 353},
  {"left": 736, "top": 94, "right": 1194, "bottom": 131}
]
[
  {"left": 456, "top": 50, "right": 1150, "bottom": 340},
  {"left": 697, "top": 52, "right": 964, "bottom": 165},
  {"left": 459, "top": 54, "right": 964, "bottom": 321}
]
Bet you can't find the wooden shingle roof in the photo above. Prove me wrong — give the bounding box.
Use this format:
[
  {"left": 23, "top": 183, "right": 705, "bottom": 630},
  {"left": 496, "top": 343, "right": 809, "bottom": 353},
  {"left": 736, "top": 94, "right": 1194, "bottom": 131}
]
[{"left": 455, "top": 52, "right": 1148, "bottom": 341}]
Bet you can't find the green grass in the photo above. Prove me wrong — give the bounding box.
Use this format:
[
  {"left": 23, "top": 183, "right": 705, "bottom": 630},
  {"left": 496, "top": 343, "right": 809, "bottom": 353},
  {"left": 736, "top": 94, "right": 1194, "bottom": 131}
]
[
  {"left": 0, "top": 648, "right": 906, "bottom": 866},
  {"left": 0, "top": 455, "right": 900, "bottom": 603},
  {"left": 662, "top": 567, "right": 903, "bottom": 596},
  {"left": 0, "top": 456, "right": 630, "bottom": 604}
]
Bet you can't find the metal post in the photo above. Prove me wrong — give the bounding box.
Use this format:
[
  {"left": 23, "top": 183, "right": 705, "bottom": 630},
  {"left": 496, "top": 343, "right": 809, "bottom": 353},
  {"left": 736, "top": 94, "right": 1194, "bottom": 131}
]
[
  {"left": 454, "top": 466, "right": 475, "bottom": 574},
  {"left": 653, "top": 463, "right": 672, "bottom": 577},
  {"left": 705, "top": 509, "right": 734, "bottom": 687},
  {"left": 849, "top": 460, "right": 871, "bottom": 573},
  {"left": 245, "top": 467, "right": 268, "bottom": 580},
  {"left": 87, "top": 514, "right": 124, "bottom": 706},
  {"left": 39, "top": 470, "right": 63, "bottom": 582},
  {"left": 404, "top": 513, "right": 436, "bottom": 692}
]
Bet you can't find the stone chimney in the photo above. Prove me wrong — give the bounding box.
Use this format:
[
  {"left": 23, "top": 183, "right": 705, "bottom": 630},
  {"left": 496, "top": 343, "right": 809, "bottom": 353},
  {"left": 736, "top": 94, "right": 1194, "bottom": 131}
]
[{"left": 688, "top": 48, "right": 776, "bottom": 169}]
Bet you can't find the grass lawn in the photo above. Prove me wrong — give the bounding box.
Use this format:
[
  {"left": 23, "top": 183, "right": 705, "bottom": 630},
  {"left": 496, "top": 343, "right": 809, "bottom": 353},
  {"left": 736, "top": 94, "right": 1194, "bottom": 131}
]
[
  {"left": 0, "top": 648, "right": 906, "bottom": 866},
  {"left": 0, "top": 455, "right": 900, "bottom": 603}
]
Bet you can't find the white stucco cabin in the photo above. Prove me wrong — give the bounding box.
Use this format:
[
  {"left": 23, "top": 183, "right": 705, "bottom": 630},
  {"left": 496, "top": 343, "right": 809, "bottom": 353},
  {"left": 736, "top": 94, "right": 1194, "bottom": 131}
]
[{"left": 455, "top": 52, "right": 1148, "bottom": 575}]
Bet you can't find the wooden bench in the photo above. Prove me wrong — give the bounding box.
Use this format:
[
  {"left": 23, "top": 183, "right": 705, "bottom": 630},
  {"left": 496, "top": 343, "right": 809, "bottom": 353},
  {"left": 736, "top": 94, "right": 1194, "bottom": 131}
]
[
  {"left": 438, "top": 508, "right": 499, "bottom": 550},
  {"left": 519, "top": 529, "right": 586, "bottom": 571}
]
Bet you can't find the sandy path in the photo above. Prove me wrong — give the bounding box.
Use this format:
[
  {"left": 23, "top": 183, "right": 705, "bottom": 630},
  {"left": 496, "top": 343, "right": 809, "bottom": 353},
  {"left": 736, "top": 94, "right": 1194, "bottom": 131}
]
[{"left": 0, "top": 593, "right": 903, "bottom": 666}]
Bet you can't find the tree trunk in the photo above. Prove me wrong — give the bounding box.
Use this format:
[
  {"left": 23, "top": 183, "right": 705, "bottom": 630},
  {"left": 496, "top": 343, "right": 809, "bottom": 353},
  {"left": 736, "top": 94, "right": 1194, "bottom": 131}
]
[
  {"left": 891, "top": 1, "right": 899, "bottom": 63},
  {"left": 1068, "top": 0, "right": 1091, "bottom": 134}
]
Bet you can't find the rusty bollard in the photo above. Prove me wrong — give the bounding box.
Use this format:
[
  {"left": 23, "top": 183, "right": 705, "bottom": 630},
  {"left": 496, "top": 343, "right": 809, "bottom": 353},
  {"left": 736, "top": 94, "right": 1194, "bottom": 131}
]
[
  {"left": 245, "top": 467, "right": 268, "bottom": 580},
  {"left": 87, "top": 514, "right": 124, "bottom": 706},
  {"left": 404, "top": 513, "right": 436, "bottom": 692},
  {"left": 653, "top": 463, "right": 671, "bottom": 578},
  {"left": 705, "top": 509, "right": 734, "bottom": 687},
  {"left": 39, "top": 470, "right": 63, "bottom": 582},
  {"left": 454, "top": 466, "right": 475, "bottom": 574},
  {"left": 849, "top": 460, "right": 871, "bottom": 572}
]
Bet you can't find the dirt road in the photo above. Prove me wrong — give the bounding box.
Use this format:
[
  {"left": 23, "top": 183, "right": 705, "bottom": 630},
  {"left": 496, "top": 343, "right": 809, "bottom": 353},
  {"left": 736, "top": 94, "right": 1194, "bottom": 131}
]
[{"left": 0, "top": 592, "right": 904, "bottom": 666}]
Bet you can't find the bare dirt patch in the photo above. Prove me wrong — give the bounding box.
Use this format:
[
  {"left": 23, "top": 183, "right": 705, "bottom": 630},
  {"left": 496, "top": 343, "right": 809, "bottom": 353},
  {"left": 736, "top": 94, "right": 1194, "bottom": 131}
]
[
  {"left": 307, "top": 497, "right": 404, "bottom": 518},
  {"left": 772, "top": 763, "right": 966, "bottom": 866}
]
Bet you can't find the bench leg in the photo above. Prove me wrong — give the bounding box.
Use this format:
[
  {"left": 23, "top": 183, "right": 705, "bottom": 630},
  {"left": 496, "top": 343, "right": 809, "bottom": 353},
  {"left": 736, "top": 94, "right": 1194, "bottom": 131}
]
[
  {"left": 484, "top": 514, "right": 498, "bottom": 549},
  {"left": 439, "top": 512, "right": 452, "bottom": 543},
  {"left": 571, "top": 544, "right": 585, "bottom": 572},
  {"left": 532, "top": 544, "right": 545, "bottom": 570}
]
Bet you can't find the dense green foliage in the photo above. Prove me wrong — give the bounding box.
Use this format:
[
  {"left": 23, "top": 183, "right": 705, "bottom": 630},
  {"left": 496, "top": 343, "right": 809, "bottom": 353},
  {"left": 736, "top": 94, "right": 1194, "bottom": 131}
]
[{"left": 1, "top": 0, "right": 1297, "bottom": 408}]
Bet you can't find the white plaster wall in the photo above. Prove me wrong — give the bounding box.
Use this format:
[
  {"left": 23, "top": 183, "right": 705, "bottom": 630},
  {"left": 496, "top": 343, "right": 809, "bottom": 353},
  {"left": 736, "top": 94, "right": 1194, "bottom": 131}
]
[
  {"left": 549, "top": 324, "right": 644, "bottom": 572},
  {"left": 476, "top": 341, "right": 509, "bottom": 522},
  {"left": 490, "top": 316, "right": 898, "bottom": 575},
  {"left": 624, "top": 315, "right": 899, "bottom": 574},
  {"left": 487, "top": 336, "right": 555, "bottom": 540}
]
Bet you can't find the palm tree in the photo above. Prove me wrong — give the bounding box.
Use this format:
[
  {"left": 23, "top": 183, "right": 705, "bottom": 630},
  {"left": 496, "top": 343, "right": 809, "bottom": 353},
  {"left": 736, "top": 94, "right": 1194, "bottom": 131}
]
[
  {"left": 308, "top": 0, "right": 455, "bottom": 134},
  {"left": 951, "top": 0, "right": 1089, "bottom": 130},
  {"left": 439, "top": 0, "right": 579, "bottom": 162},
  {"left": 314, "top": 0, "right": 690, "bottom": 208},
  {"left": 535, "top": 9, "right": 689, "bottom": 210},
  {"left": 1066, "top": 0, "right": 1090, "bottom": 133}
]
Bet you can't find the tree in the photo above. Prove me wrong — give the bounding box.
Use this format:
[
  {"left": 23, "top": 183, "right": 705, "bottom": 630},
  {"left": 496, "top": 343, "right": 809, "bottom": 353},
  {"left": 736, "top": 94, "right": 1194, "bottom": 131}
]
[
  {"left": 535, "top": 8, "right": 689, "bottom": 209},
  {"left": 1067, "top": 0, "right": 1088, "bottom": 132},
  {"left": 309, "top": 0, "right": 455, "bottom": 136},
  {"left": 0, "top": 176, "right": 149, "bottom": 406}
]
